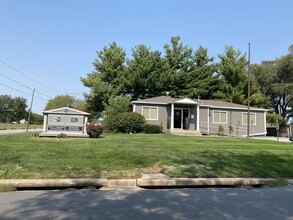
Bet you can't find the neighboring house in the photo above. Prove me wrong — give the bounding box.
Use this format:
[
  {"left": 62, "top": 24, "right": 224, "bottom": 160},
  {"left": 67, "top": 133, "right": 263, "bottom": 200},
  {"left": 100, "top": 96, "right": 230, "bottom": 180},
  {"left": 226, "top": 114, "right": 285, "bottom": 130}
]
[
  {"left": 132, "top": 96, "right": 268, "bottom": 137},
  {"left": 39, "top": 107, "right": 90, "bottom": 137}
]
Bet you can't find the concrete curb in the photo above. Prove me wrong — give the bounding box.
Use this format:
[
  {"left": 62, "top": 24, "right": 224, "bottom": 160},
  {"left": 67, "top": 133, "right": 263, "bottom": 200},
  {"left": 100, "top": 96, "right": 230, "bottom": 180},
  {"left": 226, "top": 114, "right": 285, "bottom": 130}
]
[
  {"left": 0, "top": 178, "right": 108, "bottom": 188},
  {"left": 1, "top": 178, "right": 292, "bottom": 190},
  {"left": 136, "top": 177, "right": 274, "bottom": 187}
]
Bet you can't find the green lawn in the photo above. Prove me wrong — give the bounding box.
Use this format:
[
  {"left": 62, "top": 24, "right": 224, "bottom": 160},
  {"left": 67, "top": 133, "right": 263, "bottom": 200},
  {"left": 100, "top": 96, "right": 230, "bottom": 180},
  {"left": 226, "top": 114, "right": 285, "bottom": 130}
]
[{"left": 0, "top": 132, "right": 292, "bottom": 179}]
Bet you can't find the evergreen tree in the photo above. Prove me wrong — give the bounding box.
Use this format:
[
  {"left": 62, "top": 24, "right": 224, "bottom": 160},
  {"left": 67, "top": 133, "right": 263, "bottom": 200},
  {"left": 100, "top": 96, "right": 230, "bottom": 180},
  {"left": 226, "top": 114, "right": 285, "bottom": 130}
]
[
  {"left": 125, "top": 45, "right": 166, "bottom": 99},
  {"left": 163, "top": 36, "right": 194, "bottom": 97},
  {"left": 80, "top": 42, "right": 126, "bottom": 115},
  {"left": 186, "top": 46, "right": 219, "bottom": 99},
  {"left": 216, "top": 45, "right": 247, "bottom": 103}
]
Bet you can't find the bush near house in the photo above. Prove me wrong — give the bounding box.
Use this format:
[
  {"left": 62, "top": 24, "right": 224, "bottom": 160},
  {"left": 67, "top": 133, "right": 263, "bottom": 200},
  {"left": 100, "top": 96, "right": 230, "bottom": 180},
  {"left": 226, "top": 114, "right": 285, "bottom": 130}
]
[
  {"left": 112, "top": 112, "right": 145, "bottom": 133},
  {"left": 143, "top": 124, "right": 163, "bottom": 134},
  {"left": 86, "top": 123, "right": 104, "bottom": 138}
]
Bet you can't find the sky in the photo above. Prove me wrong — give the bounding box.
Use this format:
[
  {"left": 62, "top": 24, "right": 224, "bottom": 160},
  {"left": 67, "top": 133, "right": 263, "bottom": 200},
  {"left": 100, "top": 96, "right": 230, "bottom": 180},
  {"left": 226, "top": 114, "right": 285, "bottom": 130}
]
[{"left": 0, "top": 0, "right": 292, "bottom": 115}]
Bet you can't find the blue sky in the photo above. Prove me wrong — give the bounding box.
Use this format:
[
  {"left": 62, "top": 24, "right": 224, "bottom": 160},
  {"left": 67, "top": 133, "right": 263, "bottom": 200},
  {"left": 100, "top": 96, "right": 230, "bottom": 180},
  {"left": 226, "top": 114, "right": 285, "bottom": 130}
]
[{"left": 0, "top": 0, "right": 292, "bottom": 114}]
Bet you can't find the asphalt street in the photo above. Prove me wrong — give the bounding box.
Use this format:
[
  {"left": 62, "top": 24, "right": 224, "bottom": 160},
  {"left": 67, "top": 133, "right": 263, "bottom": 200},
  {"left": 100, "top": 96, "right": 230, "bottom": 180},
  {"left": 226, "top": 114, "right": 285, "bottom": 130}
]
[{"left": 0, "top": 186, "right": 293, "bottom": 220}]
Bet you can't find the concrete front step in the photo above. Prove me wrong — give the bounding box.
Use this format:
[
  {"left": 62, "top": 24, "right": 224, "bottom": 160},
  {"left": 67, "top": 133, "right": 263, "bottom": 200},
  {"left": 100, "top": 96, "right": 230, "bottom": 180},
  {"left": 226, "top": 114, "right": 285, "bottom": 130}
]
[{"left": 168, "top": 129, "right": 202, "bottom": 136}]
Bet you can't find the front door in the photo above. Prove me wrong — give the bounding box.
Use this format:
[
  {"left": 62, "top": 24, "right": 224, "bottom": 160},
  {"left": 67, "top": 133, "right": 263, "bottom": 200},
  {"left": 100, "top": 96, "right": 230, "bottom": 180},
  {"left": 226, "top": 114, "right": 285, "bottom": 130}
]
[
  {"left": 174, "top": 109, "right": 189, "bottom": 129},
  {"left": 174, "top": 109, "right": 182, "bottom": 129}
]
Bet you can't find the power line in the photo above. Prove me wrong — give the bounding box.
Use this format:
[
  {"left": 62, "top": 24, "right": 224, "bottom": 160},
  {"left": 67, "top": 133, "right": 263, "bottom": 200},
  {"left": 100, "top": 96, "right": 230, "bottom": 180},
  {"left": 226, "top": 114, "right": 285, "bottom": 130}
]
[
  {"left": 0, "top": 72, "right": 52, "bottom": 99},
  {"left": 0, "top": 82, "right": 48, "bottom": 101},
  {"left": 0, "top": 58, "right": 62, "bottom": 94}
]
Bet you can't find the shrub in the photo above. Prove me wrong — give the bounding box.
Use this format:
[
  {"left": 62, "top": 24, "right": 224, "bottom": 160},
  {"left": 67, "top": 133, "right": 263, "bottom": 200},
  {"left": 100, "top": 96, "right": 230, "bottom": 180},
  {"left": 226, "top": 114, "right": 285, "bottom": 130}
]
[
  {"left": 218, "top": 125, "right": 225, "bottom": 136},
  {"left": 104, "top": 95, "right": 132, "bottom": 131},
  {"left": 143, "top": 124, "right": 163, "bottom": 134},
  {"left": 112, "top": 112, "right": 145, "bottom": 133},
  {"left": 228, "top": 126, "right": 234, "bottom": 136},
  {"left": 57, "top": 133, "right": 67, "bottom": 138},
  {"left": 86, "top": 123, "right": 104, "bottom": 138}
]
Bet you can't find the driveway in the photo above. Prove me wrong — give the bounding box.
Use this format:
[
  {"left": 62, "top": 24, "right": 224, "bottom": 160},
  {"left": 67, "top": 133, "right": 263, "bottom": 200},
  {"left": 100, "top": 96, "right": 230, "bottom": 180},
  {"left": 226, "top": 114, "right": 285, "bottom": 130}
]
[
  {"left": 0, "top": 129, "right": 42, "bottom": 135},
  {"left": 253, "top": 136, "right": 291, "bottom": 143}
]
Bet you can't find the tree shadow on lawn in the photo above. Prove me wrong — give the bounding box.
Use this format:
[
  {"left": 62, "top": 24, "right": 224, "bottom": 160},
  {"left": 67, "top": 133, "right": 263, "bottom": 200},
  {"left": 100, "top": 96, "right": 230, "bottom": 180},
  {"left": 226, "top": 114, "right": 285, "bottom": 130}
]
[{"left": 168, "top": 151, "right": 293, "bottom": 178}]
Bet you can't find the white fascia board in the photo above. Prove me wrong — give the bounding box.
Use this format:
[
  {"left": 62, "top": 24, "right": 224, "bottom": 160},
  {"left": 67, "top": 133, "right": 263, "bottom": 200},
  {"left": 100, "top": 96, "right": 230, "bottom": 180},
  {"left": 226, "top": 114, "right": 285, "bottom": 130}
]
[
  {"left": 132, "top": 101, "right": 169, "bottom": 105},
  {"left": 199, "top": 105, "right": 268, "bottom": 112},
  {"left": 174, "top": 98, "right": 199, "bottom": 105}
]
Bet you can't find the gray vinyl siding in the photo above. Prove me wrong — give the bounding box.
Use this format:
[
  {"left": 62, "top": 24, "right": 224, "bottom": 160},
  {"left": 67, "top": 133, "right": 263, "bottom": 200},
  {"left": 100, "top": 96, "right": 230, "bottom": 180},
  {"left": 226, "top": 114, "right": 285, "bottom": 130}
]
[
  {"left": 135, "top": 104, "right": 168, "bottom": 131},
  {"left": 199, "top": 107, "right": 209, "bottom": 134},
  {"left": 207, "top": 108, "right": 266, "bottom": 136}
]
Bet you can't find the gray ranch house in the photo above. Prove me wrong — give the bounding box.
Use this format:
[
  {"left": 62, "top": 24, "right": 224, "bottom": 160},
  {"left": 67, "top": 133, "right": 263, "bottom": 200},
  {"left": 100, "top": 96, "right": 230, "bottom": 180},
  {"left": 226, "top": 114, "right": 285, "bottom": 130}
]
[{"left": 132, "top": 96, "right": 268, "bottom": 136}]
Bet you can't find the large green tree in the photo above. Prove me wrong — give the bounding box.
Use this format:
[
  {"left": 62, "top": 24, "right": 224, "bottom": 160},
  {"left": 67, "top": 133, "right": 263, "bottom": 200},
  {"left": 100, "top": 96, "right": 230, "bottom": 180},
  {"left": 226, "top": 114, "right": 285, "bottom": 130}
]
[
  {"left": 163, "top": 36, "right": 194, "bottom": 97},
  {"left": 125, "top": 45, "right": 166, "bottom": 99},
  {"left": 273, "top": 52, "right": 293, "bottom": 120},
  {"left": 81, "top": 42, "right": 126, "bottom": 115},
  {"left": 186, "top": 46, "right": 219, "bottom": 99},
  {"left": 216, "top": 45, "right": 247, "bottom": 104},
  {"left": 251, "top": 45, "right": 293, "bottom": 121}
]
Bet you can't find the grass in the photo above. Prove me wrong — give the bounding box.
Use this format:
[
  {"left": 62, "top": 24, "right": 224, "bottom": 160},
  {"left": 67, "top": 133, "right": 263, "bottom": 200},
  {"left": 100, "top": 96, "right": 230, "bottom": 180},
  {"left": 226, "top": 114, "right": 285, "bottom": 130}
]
[
  {"left": 0, "top": 123, "right": 42, "bottom": 130},
  {"left": 0, "top": 132, "right": 293, "bottom": 179}
]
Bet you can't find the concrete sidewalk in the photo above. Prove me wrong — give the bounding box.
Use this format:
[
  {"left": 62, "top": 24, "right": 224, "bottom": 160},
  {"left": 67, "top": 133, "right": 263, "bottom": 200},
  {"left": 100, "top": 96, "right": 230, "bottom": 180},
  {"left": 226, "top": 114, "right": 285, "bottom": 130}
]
[{"left": 1, "top": 177, "right": 292, "bottom": 190}]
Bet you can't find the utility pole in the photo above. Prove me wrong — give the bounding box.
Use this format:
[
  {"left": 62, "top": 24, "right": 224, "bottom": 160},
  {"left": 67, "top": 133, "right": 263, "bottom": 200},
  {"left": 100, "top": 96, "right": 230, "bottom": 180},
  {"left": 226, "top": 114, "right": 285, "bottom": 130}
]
[
  {"left": 26, "top": 88, "right": 35, "bottom": 132},
  {"left": 247, "top": 41, "right": 251, "bottom": 138}
]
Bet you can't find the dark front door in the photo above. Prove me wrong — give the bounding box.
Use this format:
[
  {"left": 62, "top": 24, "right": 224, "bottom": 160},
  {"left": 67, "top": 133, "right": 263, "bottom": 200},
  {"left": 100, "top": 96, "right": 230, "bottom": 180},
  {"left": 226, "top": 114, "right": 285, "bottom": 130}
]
[{"left": 174, "top": 109, "right": 182, "bottom": 129}]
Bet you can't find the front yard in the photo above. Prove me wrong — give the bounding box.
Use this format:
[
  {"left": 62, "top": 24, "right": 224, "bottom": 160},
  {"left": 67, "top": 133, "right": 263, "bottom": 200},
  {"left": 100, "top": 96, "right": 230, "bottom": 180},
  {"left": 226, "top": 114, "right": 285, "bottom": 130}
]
[{"left": 0, "top": 132, "right": 292, "bottom": 179}]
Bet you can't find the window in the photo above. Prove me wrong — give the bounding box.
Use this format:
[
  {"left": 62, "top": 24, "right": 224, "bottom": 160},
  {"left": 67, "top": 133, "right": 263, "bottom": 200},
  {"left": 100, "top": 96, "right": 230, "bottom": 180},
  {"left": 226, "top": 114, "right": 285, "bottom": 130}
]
[
  {"left": 142, "top": 107, "right": 158, "bottom": 120},
  {"left": 242, "top": 113, "right": 256, "bottom": 125},
  {"left": 213, "top": 111, "right": 227, "bottom": 123}
]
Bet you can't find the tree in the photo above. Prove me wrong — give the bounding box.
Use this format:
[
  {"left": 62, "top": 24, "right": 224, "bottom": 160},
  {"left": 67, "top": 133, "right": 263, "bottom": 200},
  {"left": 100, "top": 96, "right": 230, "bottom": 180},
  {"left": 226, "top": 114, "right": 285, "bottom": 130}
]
[
  {"left": 0, "top": 95, "right": 27, "bottom": 123},
  {"left": 216, "top": 45, "right": 247, "bottom": 104},
  {"left": 272, "top": 53, "right": 293, "bottom": 120},
  {"left": 186, "top": 46, "right": 219, "bottom": 99},
  {"left": 80, "top": 42, "right": 126, "bottom": 115},
  {"left": 11, "top": 97, "right": 27, "bottom": 122},
  {"left": 163, "top": 36, "right": 194, "bottom": 97},
  {"left": 125, "top": 45, "right": 166, "bottom": 99},
  {"left": 45, "top": 95, "right": 86, "bottom": 111},
  {"left": 0, "top": 95, "right": 13, "bottom": 123}
]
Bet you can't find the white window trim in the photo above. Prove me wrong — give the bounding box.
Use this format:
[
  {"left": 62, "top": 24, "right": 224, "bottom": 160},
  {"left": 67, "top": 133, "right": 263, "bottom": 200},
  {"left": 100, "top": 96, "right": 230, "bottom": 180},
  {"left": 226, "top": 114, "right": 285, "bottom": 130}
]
[
  {"left": 242, "top": 112, "right": 256, "bottom": 125},
  {"left": 142, "top": 106, "right": 159, "bottom": 121},
  {"left": 212, "top": 110, "right": 228, "bottom": 124}
]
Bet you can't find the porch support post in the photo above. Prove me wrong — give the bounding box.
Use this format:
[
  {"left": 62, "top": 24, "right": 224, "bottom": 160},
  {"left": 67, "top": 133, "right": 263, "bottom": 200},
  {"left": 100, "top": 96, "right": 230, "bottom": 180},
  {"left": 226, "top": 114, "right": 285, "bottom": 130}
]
[
  {"left": 84, "top": 116, "right": 88, "bottom": 134},
  {"left": 196, "top": 105, "right": 199, "bottom": 131},
  {"left": 171, "top": 103, "right": 174, "bottom": 129},
  {"left": 42, "top": 114, "right": 47, "bottom": 132}
]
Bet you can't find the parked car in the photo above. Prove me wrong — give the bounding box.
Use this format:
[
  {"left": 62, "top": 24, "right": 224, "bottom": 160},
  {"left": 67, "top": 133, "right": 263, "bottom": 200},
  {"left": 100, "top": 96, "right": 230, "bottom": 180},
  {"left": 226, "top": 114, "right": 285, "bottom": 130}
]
[{"left": 289, "top": 134, "right": 293, "bottom": 141}]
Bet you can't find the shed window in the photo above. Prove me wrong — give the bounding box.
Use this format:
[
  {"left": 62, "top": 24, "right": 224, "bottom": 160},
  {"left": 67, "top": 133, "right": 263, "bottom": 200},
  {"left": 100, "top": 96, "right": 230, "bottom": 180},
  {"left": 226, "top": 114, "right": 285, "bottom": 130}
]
[
  {"left": 242, "top": 113, "right": 256, "bottom": 125},
  {"left": 142, "top": 107, "right": 158, "bottom": 120},
  {"left": 213, "top": 111, "right": 227, "bottom": 123}
]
